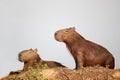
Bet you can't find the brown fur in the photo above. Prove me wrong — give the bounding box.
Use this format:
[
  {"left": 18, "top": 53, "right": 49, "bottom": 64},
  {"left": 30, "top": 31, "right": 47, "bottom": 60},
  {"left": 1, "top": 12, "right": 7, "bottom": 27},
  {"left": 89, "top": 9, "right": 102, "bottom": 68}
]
[
  {"left": 55, "top": 27, "right": 115, "bottom": 69},
  {"left": 19, "top": 49, "right": 65, "bottom": 70},
  {"left": 9, "top": 49, "right": 65, "bottom": 75}
]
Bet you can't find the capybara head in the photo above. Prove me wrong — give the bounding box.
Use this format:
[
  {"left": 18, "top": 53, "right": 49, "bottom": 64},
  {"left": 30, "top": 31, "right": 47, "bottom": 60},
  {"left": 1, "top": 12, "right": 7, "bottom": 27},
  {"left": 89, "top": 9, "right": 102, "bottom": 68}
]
[
  {"left": 18, "top": 49, "right": 39, "bottom": 62},
  {"left": 55, "top": 27, "right": 76, "bottom": 42}
]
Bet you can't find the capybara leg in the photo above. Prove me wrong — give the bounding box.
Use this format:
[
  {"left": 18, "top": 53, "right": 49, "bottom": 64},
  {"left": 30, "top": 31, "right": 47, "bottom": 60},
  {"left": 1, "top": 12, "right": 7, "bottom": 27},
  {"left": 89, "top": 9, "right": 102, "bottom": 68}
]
[
  {"left": 105, "top": 57, "right": 114, "bottom": 69},
  {"left": 76, "top": 53, "right": 84, "bottom": 69}
]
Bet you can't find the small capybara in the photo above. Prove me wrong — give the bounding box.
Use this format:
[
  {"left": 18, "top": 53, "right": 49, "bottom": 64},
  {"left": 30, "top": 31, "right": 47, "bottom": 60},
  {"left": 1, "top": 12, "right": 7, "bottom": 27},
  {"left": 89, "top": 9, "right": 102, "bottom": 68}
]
[
  {"left": 9, "top": 49, "right": 65, "bottom": 75},
  {"left": 19, "top": 49, "right": 65, "bottom": 70},
  {"left": 55, "top": 27, "right": 115, "bottom": 69}
]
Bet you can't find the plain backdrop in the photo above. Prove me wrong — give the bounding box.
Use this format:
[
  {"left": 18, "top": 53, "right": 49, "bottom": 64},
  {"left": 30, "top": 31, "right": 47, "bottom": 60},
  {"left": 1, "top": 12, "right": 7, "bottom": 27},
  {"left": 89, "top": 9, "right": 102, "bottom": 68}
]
[{"left": 0, "top": 0, "right": 120, "bottom": 77}]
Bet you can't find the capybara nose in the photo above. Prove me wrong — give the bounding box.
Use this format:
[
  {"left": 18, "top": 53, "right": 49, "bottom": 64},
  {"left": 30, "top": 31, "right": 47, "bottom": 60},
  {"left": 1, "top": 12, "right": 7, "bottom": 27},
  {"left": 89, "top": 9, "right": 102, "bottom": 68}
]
[
  {"left": 55, "top": 32, "right": 57, "bottom": 36},
  {"left": 19, "top": 53, "right": 22, "bottom": 57}
]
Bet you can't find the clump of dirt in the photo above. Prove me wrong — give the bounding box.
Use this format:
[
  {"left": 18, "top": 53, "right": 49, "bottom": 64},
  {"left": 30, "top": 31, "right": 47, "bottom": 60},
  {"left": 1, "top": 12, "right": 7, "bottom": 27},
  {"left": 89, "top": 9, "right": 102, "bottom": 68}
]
[
  {"left": 55, "top": 66, "right": 120, "bottom": 80},
  {"left": 1, "top": 66, "right": 120, "bottom": 80}
]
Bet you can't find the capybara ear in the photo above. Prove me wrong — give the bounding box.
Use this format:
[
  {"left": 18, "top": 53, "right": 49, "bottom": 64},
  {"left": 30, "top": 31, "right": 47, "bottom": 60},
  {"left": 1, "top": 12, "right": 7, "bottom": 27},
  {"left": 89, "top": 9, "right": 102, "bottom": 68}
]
[
  {"left": 29, "top": 48, "right": 33, "bottom": 50},
  {"left": 69, "top": 27, "right": 75, "bottom": 31},
  {"left": 34, "top": 48, "right": 38, "bottom": 53}
]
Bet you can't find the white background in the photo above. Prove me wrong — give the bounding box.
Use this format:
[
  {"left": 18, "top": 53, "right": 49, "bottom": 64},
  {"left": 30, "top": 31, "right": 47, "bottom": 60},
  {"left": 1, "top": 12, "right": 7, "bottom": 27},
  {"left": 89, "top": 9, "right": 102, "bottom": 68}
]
[{"left": 0, "top": 0, "right": 120, "bottom": 77}]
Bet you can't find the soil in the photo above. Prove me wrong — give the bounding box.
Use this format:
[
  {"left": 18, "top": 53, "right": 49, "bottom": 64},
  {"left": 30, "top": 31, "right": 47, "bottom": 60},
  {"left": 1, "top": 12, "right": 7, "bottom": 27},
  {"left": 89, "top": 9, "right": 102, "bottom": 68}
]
[{"left": 1, "top": 66, "right": 120, "bottom": 80}]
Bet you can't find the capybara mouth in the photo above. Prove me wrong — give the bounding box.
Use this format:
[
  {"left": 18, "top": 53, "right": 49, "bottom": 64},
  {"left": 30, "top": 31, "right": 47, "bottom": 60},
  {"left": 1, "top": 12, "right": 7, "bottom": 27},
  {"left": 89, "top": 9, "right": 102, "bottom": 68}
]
[
  {"left": 54, "top": 36, "right": 62, "bottom": 42},
  {"left": 18, "top": 57, "right": 24, "bottom": 62},
  {"left": 55, "top": 36, "right": 59, "bottom": 41},
  {"left": 18, "top": 59, "right": 22, "bottom": 62}
]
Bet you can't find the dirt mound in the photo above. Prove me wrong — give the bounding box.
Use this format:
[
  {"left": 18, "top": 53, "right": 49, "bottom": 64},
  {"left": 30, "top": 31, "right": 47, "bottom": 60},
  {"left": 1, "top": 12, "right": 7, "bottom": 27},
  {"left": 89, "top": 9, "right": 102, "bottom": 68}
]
[{"left": 1, "top": 66, "right": 120, "bottom": 80}]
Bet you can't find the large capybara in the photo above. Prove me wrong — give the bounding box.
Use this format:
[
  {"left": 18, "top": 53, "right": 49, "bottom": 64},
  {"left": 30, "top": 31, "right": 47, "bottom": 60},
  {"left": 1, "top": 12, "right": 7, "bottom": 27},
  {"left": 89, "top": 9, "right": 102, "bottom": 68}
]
[
  {"left": 9, "top": 49, "right": 65, "bottom": 75},
  {"left": 55, "top": 27, "right": 115, "bottom": 69}
]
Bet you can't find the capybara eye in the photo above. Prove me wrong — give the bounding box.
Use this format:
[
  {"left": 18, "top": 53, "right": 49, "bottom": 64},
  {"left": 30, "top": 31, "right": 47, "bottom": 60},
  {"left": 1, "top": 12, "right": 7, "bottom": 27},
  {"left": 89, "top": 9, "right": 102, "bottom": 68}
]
[{"left": 65, "top": 30, "right": 68, "bottom": 33}]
